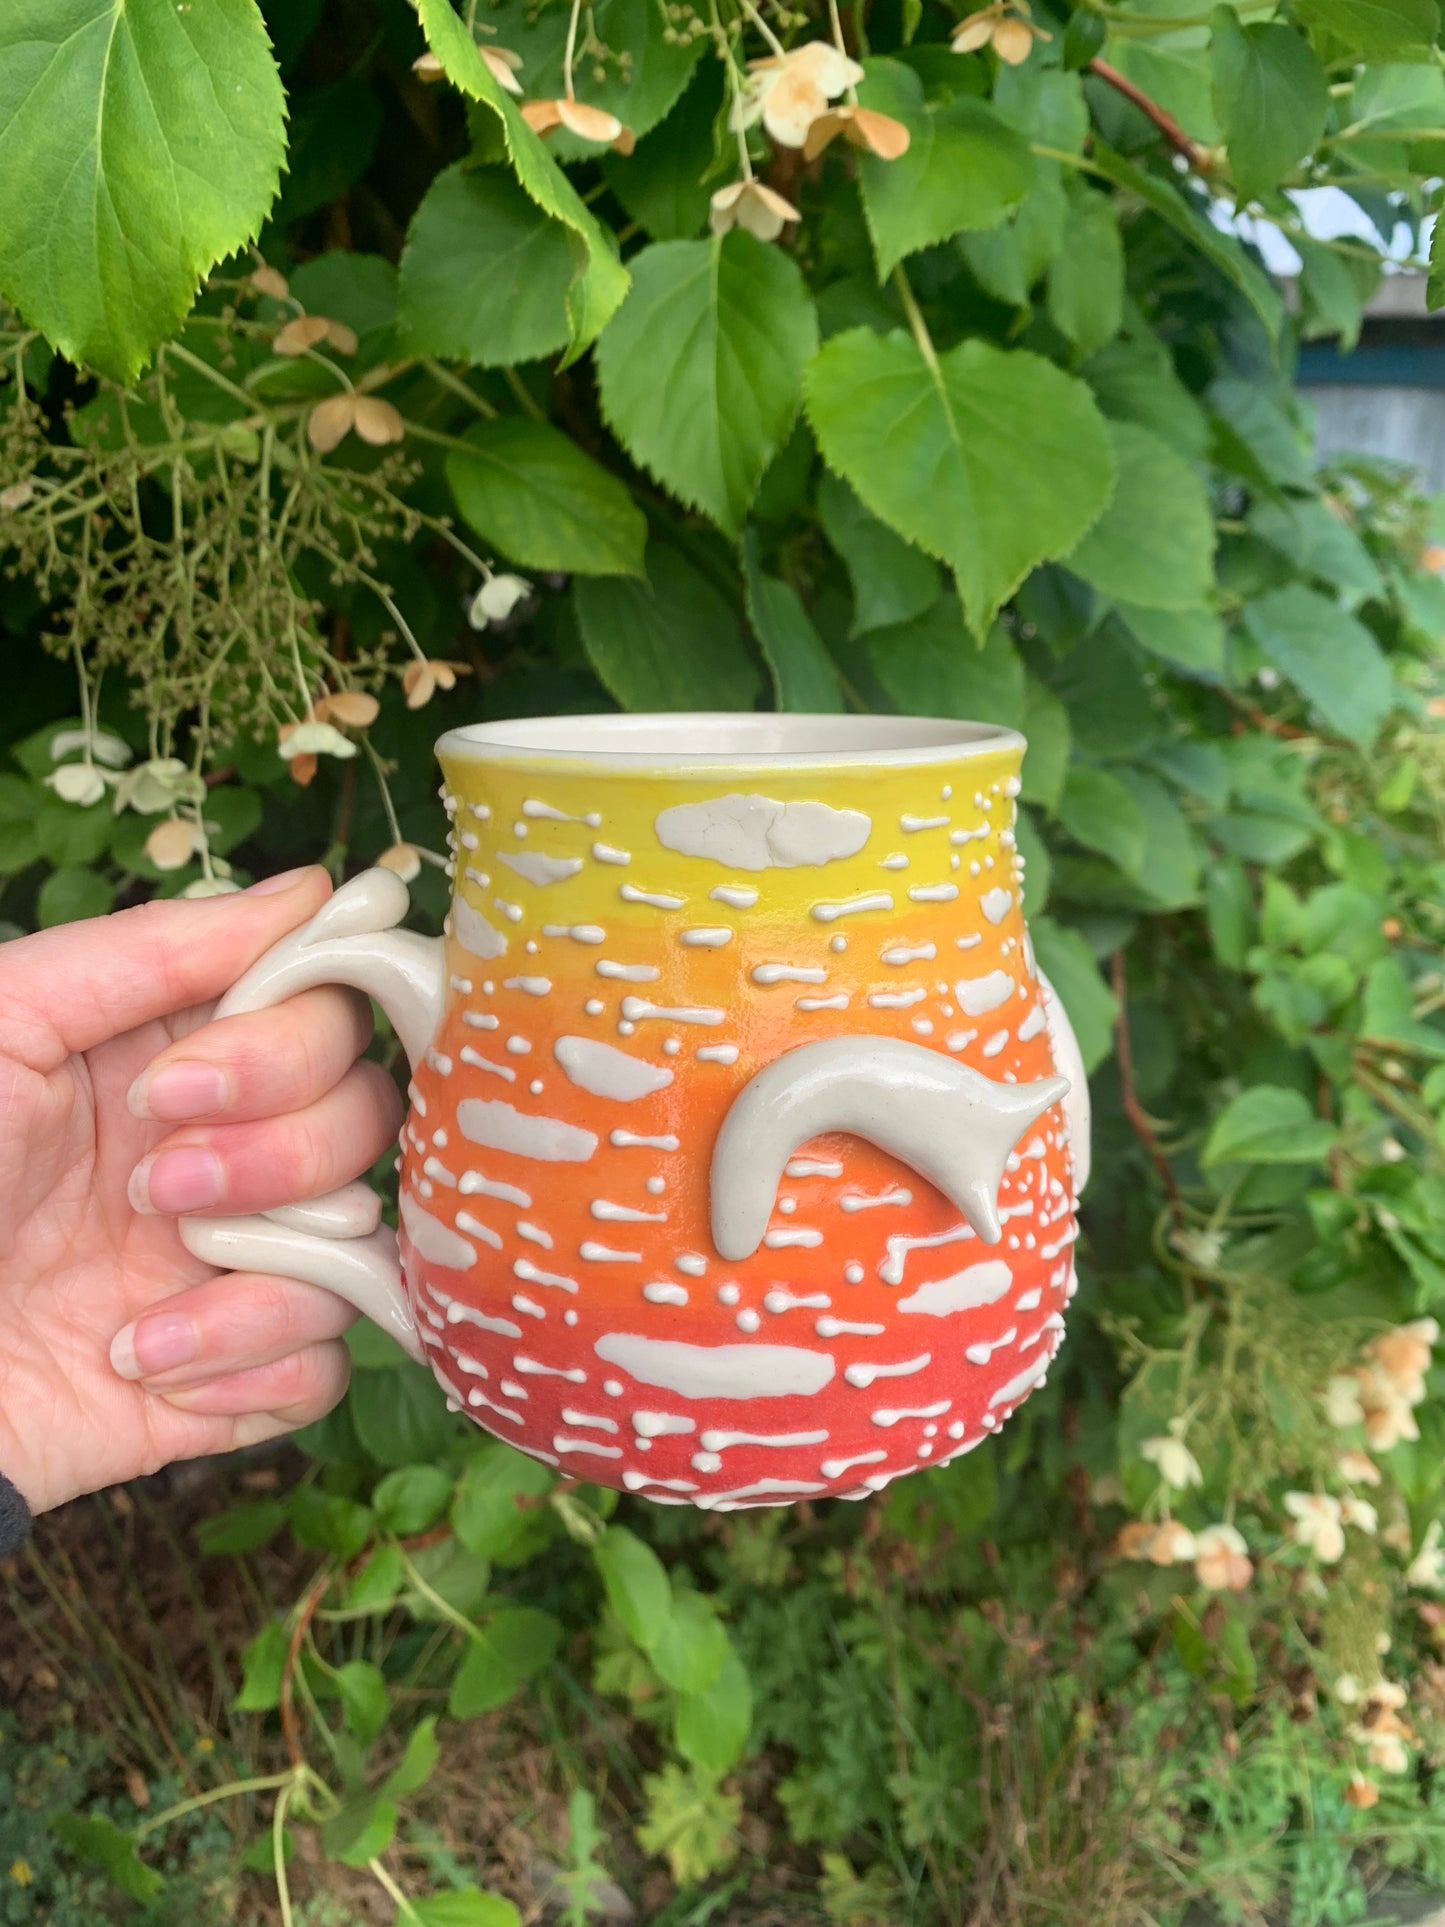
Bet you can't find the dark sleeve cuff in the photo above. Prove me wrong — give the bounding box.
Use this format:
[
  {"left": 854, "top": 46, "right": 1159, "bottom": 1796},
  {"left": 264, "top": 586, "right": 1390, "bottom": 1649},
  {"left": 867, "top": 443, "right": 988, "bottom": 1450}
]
[{"left": 0, "top": 1471, "right": 31, "bottom": 1559}]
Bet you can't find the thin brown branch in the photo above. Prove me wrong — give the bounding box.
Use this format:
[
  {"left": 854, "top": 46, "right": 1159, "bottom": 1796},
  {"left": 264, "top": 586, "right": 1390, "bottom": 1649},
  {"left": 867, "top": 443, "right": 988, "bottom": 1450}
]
[
  {"left": 1089, "top": 57, "right": 1207, "bottom": 172},
  {"left": 1111, "top": 948, "right": 1185, "bottom": 1230}
]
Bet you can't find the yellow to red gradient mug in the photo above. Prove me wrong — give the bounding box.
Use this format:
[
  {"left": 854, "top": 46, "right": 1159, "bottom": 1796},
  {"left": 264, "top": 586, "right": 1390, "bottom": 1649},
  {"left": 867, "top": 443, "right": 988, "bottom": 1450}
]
[{"left": 182, "top": 714, "right": 1090, "bottom": 1510}]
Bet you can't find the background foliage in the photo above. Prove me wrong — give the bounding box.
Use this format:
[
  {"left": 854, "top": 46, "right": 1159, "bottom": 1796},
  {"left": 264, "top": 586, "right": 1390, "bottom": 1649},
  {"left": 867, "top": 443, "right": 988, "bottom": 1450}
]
[{"left": 7, "top": 0, "right": 1445, "bottom": 1920}]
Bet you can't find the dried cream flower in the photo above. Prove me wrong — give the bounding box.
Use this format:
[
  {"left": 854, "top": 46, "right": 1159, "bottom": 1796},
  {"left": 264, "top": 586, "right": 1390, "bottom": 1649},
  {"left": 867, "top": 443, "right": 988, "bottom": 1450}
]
[
  {"left": 1341, "top": 1496, "right": 1378, "bottom": 1536},
  {"left": 313, "top": 691, "right": 380, "bottom": 728},
  {"left": 1325, "top": 1373, "right": 1366, "bottom": 1429},
  {"left": 522, "top": 97, "right": 633, "bottom": 151},
  {"left": 803, "top": 103, "right": 910, "bottom": 161},
  {"left": 275, "top": 314, "right": 358, "bottom": 357},
  {"left": 1337, "top": 1449, "right": 1381, "bottom": 1487},
  {"left": 736, "top": 41, "right": 864, "bottom": 149},
  {"left": 1, "top": 479, "right": 35, "bottom": 511},
  {"left": 249, "top": 264, "right": 290, "bottom": 300},
  {"left": 1139, "top": 1429, "right": 1203, "bottom": 1492},
  {"left": 1368, "top": 1318, "right": 1438, "bottom": 1399},
  {"left": 307, "top": 392, "right": 405, "bottom": 454},
  {"left": 1284, "top": 1491, "right": 1345, "bottom": 1563},
  {"left": 1344, "top": 1772, "right": 1379, "bottom": 1809},
  {"left": 413, "top": 50, "right": 446, "bottom": 81},
  {"left": 181, "top": 876, "right": 242, "bottom": 898},
  {"left": 1148, "top": 1520, "right": 1197, "bottom": 1567},
  {"left": 402, "top": 659, "right": 473, "bottom": 709},
  {"left": 469, "top": 573, "right": 532, "bottom": 627},
  {"left": 481, "top": 46, "right": 524, "bottom": 94},
  {"left": 951, "top": 1, "right": 1050, "bottom": 63},
  {"left": 1194, "top": 1523, "right": 1251, "bottom": 1592},
  {"left": 146, "top": 818, "right": 202, "bottom": 871},
  {"left": 377, "top": 841, "right": 422, "bottom": 881},
  {"left": 709, "top": 179, "right": 802, "bottom": 243},
  {"left": 1406, "top": 1520, "right": 1445, "bottom": 1590}
]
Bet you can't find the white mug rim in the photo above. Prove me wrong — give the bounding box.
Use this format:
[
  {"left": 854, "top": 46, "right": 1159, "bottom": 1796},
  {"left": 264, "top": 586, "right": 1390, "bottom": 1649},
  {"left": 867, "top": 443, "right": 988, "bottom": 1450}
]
[{"left": 436, "top": 712, "right": 1026, "bottom": 770}]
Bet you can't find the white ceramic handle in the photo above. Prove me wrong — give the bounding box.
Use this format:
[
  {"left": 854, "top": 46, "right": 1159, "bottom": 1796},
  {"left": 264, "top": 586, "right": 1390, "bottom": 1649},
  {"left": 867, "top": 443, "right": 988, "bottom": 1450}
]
[{"left": 176, "top": 870, "right": 447, "bottom": 1364}]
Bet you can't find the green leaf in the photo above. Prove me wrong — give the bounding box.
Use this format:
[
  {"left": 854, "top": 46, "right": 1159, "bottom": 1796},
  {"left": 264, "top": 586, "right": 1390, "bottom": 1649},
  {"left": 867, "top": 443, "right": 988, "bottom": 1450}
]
[
  {"left": 652, "top": 1591, "right": 730, "bottom": 1696},
  {"left": 1047, "top": 182, "right": 1125, "bottom": 361},
  {"left": 1362, "top": 958, "right": 1445, "bottom": 1057},
  {"left": 594, "top": 1524, "right": 672, "bottom": 1650},
  {"left": 867, "top": 599, "right": 1025, "bottom": 727},
  {"left": 816, "top": 471, "right": 940, "bottom": 638},
  {"left": 236, "top": 1620, "right": 289, "bottom": 1713},
  {"left": 37, "top": 866, "right": 116, "bottom": 927},
  {"left": 1030, "top": 918, "right": 1118, "bottom": 1073},
  {"left": 1205, "top": 855, "right": 1256, "bottom": 969},
  {"left": 447, "top": 417, "right": 646, "bottom": 578},
  {"left": 595, "top": 231, "right": 818, "bottom": 535},
  {"left": 36, "top": 792, "right": 112, "bottom": 865},
  {"left": 1209, "top": 378, "right": 1312, "bottom": 491},
  {"left": 287, "top": 1486, "right": 373, "bottom": 1561},
  {"left": 0, "top": 0, "right": 286, "bottom": 381},
  {"left": 1115, "top": 770, "right": 1202, "bottom": 909},
  {"left": 323, "top": 1792, "right": 398, "bottom": 1868},
  {"left": 1210, "top": 12, "right": 1329, "bottom": 204},
  {"left": 1057, "top": 766, "right": 1146, "bottom": 877},
  {"left": 1066, "top": 421, "right": 1215, "bottom": 611},
  {"left": 374, "top": 1466, "right": 454, "bottom": 1536},
  {"left": 382, "top": 1715, "right": 441, "bottom": 1799},
  {"left": 1248, "top": 496, "right": 1381, "bottom": 604},
  {"left": 402, "top": 1538, "right": 494, "bottom": 1621},
  {"left": 674, "top": 1644, "right": 754, "bottom": 1775},
  {"left": 336, "top": 1661, "right": 390, "bottom": 1747},
  {"left": 602, "top": 58, "right": 724, "bottom": 242},
  {"left": 854, "top": 60, "right": 1034, "bottom": 279},
  {"left": 1089, "top": 143, "right": 1284, "bottom": 343},
  {"left": 1022, "top": 677, "right": 1071, "bottom": 814},
  {"left": 50, "top": 1813, "right": 163, "bottom": 1903},
  {"left": 412, "top": 0, "right": 628, "bottom": 353},
  {"left": 195, "top": 1500, "right": 287, "bottom": 1555},
  {"left": 1202, "top": 1085, "right": 1338, "bottom": 1167},
  {"left": 575, "top": 543, "right": 761, "bottom": 711},
  {"left": 1118, "top": 602, "right": 1224, "bottom": 676},
  {"left": 460, "top": 0, "right": 701, "bottom": 148},
  {"left": 452, "top": 1444, "right": 557, "bottom": 1562},
  {"left": 1242, "top": 584, "right": 1395, "bottom": 746},
  {"left": 958, "top": 169, "right": 1068, "bottom": 308},
  {"left": 743, "top": 531, "right": 842, "bottom": 713},
  {"left": 806, "top": 329, "right": 1114, "bottom": 636},
  {"left": 1296, "top": 0, "right": 1439, "bottom": 57},
  {"left": 413, "top": 1892, "right": 522, "bottom": 1927},
  {"left": 449, "top": 1608, "right": 562, "bottom": 1715},
  {"left": 345, "top": 1543, "right": 406, "bottom": 1613},
  {"left": 398, "top": 165, "right": 572, "bottom": 369},
  {"left": 637, "top": 1764, "right": 741, "bottom": 1885},
  {"left": 349, "top": 1358, "right": 459, "bottom": 1468}
]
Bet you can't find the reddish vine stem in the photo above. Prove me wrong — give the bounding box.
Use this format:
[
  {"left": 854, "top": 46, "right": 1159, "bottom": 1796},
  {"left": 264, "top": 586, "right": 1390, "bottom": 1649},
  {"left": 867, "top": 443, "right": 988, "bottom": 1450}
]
[
  {"left": 1111, "top": 948, "right": 1185, "bottom": 1232},
  {"left": 1089, "top": 56, "right": 1207, "bottom": 172}
]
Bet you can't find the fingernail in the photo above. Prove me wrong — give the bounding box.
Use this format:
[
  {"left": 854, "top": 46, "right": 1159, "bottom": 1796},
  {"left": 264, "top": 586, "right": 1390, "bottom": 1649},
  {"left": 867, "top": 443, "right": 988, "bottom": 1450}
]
[
  {"left": 128, "top": 1061, "right": 229, "bottom": 1122},
  {"left": 247, "top": 866, "right": 315, "bottom": 896},
  {"left": 128, "top": 1147, "right": 225, "bottom": 1215},
  {"left": 110, "top": 1313, "right": 197, "bottom": 1382}
]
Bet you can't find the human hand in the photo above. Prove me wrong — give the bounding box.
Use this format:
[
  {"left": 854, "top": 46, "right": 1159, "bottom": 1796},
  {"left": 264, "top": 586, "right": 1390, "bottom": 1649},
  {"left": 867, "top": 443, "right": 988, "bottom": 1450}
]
[{"left": 0, "top": 869, "right": 404, "bottom": 1515}]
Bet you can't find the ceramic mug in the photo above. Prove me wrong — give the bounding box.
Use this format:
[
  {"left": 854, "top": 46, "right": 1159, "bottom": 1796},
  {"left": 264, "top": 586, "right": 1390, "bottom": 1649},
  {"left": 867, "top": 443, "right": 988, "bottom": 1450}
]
[{"left": 181, "top": 714, "right": 1089, "bottom": 1509}]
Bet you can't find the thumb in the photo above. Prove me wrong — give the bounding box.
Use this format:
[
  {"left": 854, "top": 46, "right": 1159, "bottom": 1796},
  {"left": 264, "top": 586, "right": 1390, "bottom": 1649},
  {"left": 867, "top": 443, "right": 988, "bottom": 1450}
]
[{"left": 6, "top": 867, "right": 335, "bottom": 1069}]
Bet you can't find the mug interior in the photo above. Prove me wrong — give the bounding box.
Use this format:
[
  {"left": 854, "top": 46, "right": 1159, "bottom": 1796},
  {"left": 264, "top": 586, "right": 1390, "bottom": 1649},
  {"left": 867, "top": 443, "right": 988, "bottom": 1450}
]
[{"left": 436, "top": 712, "right": 1025, "bottom": 769}]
